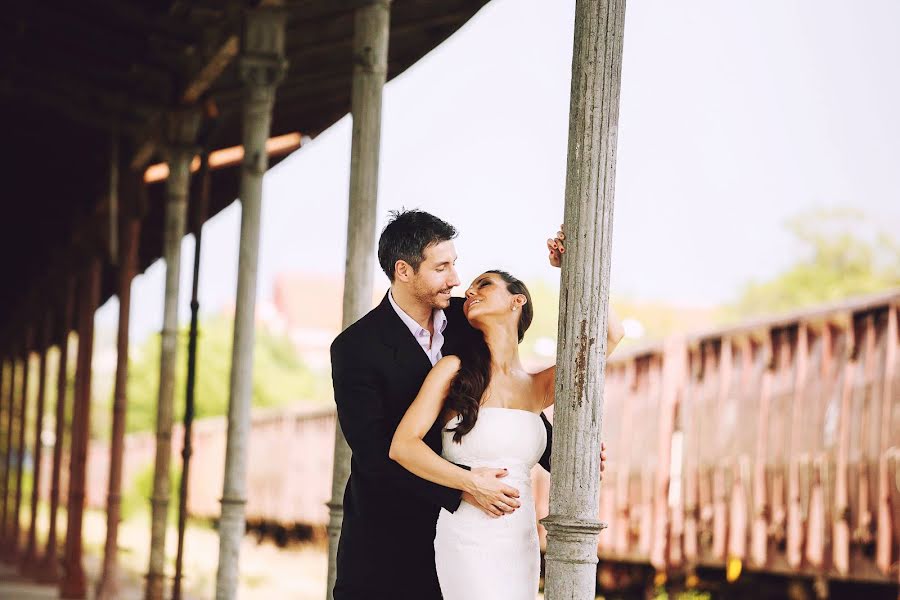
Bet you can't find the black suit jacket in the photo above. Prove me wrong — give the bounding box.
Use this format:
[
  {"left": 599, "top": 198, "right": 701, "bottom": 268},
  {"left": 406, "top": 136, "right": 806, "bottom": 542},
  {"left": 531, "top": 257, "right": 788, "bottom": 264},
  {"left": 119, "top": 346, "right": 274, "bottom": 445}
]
[{"left": 330, "top": 293, "right": 553, "bottom": 599}]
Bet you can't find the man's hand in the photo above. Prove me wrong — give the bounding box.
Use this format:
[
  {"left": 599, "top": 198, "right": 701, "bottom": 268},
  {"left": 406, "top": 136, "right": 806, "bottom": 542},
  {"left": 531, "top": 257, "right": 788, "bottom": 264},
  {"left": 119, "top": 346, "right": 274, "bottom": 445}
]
[
  {"left": 547, "top": 224, "right": 565, "bottom": 268},
  {"left": 462, "top": 467, "right": 521, "bottom": 517}
]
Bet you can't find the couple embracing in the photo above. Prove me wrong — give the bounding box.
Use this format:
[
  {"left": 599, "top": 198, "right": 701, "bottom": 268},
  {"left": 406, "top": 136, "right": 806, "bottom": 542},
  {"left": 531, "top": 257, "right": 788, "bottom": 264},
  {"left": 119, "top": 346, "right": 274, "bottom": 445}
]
[{"left": 330, "top": 210, "right": 623, "bottom": 599}]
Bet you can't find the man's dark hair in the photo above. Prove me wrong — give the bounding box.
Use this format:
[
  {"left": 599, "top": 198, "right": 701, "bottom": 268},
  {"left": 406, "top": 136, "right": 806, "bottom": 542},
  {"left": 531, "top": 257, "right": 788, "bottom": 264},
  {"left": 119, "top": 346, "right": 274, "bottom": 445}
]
[{"left": 377, "top": 209, "right": 458, "bottom": 281}]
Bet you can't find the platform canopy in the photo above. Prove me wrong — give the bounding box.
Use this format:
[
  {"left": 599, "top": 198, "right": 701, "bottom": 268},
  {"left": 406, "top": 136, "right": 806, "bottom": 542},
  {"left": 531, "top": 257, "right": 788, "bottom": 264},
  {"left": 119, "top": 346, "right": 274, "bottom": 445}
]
[{"left": 0, "top": 0, "right": 489, "bottom": 332}]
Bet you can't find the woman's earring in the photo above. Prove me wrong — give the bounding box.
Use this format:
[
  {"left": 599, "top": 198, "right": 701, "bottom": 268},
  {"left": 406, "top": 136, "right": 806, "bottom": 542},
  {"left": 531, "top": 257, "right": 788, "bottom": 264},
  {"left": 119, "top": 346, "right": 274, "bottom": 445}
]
[{"left": 512, "top": 307, "right": 517, "bottom": 311}]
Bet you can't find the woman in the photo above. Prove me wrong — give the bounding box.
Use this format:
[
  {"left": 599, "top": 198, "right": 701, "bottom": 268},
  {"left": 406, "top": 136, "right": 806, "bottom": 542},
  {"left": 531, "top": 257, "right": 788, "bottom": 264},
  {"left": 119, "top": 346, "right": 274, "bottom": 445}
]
[{"left": 390, "top": 270, "right": 623, "bottom": 599}]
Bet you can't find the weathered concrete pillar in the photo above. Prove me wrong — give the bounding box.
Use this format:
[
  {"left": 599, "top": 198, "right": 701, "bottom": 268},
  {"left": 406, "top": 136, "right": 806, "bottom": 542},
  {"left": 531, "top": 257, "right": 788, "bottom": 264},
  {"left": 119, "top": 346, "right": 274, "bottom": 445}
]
[
  {"left": 10, "top": 329, "right": 33, "bottom": 561},
  {"left": 213, "top": 10, "right": 286, "bottom": 600},
  {"left": 145, "top": 108, "right": 201, "bottom": 600},
  {"left": 96, "top": 217, "right": 141, "bottom": 600},
  {"left": 326, "top": 2, "right": 391, "bottom": 597},
  {"left": 38, "top": 278, "right": 75, "bottom": 584},
  {"left": 61, "top": 258, "right": 103, "bottom": 599},
  {"left": 22, "top": 318, "right": 52, "bottom": 575},
  {"left": 541, "top": 0, "right": 626, "bottom": 598},
  {"left": 0, "top": 352, "right": 14, "bottom": 548}
]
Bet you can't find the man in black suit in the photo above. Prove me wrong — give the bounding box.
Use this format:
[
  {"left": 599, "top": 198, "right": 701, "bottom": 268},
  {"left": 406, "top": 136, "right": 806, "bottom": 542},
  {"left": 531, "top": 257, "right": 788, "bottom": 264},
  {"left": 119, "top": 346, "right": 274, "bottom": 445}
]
[{"left": 330, "top": 210, "right": 604, "bottom": 599}]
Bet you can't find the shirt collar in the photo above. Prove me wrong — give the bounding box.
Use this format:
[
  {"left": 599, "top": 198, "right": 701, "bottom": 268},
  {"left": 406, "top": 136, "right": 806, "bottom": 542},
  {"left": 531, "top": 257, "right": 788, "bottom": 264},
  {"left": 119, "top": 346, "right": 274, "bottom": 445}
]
[{"left": 388, "top": 289, "right": 447, "bottom": 338}]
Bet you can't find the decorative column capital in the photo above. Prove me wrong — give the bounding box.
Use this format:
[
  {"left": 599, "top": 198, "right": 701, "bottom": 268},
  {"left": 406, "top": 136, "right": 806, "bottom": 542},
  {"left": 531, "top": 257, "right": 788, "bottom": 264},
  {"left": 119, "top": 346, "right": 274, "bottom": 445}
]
[
  {"left": 163, "top": 108, "right": 202, "bottom": 158},
  {"left": 239, "top": 55, "right": 288, "bottom": 92},
  {"left": 239, "top": 8, "right": 288, "bottom": 92}
]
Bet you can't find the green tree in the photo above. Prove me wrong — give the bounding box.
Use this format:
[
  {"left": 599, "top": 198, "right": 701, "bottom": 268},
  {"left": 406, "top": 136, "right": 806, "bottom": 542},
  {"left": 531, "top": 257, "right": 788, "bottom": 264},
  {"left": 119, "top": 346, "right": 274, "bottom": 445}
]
[
  {"left": 730, "top": 207, "right": 900, "bottom": 319},
  {"left": 107, "top": 316, "right": 327, "bottom": 436}
]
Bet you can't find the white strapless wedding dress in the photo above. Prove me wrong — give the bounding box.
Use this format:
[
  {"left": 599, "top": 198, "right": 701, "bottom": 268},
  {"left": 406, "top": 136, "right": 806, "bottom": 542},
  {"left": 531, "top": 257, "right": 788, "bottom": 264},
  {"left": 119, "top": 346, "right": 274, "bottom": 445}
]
[{"left": 435, "top": 407, "right": 547, "bottom": 600}]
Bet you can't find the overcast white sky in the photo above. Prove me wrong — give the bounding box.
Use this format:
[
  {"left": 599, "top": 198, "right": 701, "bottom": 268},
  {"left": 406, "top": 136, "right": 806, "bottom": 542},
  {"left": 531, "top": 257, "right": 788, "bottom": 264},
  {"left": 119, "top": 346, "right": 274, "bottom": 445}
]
[{"left": 97, "top": 0, "right": 900, "bottom": 342}]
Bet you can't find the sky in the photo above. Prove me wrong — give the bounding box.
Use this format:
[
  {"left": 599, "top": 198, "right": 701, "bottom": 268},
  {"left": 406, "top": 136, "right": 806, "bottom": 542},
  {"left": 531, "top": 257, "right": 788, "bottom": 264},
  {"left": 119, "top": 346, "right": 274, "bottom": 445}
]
[{"left": 96, "top": 0, "right": 900, "bottom": 342}]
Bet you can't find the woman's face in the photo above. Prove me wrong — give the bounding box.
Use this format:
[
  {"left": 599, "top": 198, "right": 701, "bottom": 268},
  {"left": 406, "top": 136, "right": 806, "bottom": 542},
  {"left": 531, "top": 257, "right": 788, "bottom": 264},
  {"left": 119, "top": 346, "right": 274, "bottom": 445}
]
[{"left": 463, "top": 272, "right": 523, "bottom": 327}]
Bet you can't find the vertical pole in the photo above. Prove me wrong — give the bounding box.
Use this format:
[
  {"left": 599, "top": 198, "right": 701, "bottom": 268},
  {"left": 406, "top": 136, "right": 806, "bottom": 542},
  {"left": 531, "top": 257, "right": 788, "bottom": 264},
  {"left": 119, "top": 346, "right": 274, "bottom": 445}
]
[
  {"left": 541, "top": 0, "right": 626, "bottom": 598},
  {"left": 22, "top": 317, "right": 52, "bottom": 575},
  {"left": 214, "top": 10, "right": 286, "bottom": 600},
  {"left": 173, "top": 158, "right": 210, "bottom": 600},
  {"left": 10, "top": 328, "right": 33, "bottom": 561},
  {"left": 325, "top": 3, "right": 391, "bottom": 597},
  {"left": 39, "top": 278, "right": 75, "bottom": 583},
  {"left": 0, "top": 352, "right": 15, "bottom": 548},
  {"left": 96, "top": 217, "right": 141, "bottom": 600},
  {"left": 60, "top": 258, "right": 102, "bottom": 599},
  {"left": 0, "top": 356, "right": 6, "bottom": 542},
  {"left": 875, "top": 306, "right": 896, "bottom": 574},
  {"left": 145, "top": 108, "right": 201, "bottom": 600}
]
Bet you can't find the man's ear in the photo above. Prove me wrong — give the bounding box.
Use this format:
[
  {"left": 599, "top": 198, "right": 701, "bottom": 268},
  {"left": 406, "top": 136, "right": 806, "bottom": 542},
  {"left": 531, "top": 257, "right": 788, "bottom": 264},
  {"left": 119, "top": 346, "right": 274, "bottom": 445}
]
[{"left": 395, "top": 260, "right": 412, "bottom": 282}]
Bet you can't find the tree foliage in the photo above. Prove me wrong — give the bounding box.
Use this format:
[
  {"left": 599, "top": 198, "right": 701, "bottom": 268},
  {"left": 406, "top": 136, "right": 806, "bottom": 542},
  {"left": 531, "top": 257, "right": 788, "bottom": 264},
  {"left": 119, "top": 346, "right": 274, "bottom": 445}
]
[
  {"left": 110, "top": 316, "right": 327, "bottom": 436},
  {"left": 730, "top": 207, "right": 900, "bottom": 319}
]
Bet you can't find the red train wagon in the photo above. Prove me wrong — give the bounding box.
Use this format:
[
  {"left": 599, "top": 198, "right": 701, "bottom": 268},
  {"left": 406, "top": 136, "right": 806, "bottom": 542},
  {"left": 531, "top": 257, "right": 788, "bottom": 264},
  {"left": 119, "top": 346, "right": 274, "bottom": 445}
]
[{"left": 557, "top": 290, "right": 899, "bottom": 595}]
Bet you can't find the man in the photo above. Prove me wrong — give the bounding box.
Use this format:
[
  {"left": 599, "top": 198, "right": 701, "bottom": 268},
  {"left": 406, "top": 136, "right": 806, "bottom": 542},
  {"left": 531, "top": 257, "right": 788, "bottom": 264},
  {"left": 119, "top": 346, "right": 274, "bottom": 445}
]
[{"left": 330, "top": 210, "right": 614, "bottom": 599}]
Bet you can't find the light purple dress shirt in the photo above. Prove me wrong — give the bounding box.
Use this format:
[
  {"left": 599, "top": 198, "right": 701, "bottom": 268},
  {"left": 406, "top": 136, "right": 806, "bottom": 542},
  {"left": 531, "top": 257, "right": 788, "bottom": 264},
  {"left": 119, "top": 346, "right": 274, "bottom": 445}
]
[{"left": 388, "top": 290, "right": 448, "bottom": 366}]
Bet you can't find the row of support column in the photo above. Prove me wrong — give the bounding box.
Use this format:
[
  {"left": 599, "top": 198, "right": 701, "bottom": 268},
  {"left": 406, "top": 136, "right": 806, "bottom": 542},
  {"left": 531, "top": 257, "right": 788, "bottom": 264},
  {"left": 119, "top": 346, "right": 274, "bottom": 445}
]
[
  {"left": 4, "top": 1, "right": 624, "bottom": 598},
  {"left": 0, "top": 263, "right": 98, "bottom": 596},
  {"left": 0, "top": 7, "right": 290, "bottom": 598}
]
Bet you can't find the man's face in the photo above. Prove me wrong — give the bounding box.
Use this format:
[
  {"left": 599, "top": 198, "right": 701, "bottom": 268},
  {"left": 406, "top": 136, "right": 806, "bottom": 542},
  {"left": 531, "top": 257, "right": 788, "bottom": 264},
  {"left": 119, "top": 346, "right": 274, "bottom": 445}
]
[{"left": 407, "top": 240, "right": 460, "bottom": 310}]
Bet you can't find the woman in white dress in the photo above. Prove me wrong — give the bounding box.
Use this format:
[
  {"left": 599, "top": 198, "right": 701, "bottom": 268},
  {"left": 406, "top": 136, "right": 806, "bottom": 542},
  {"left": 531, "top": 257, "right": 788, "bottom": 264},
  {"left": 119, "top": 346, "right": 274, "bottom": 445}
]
[{"left": 390, "top": 269, "right": 623, "bottom": 599}]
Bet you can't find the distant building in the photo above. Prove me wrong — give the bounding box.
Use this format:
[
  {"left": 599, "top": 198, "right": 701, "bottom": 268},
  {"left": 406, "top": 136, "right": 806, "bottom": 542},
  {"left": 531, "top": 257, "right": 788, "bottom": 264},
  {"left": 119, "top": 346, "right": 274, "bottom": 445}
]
[{"left": 269, "top": 272, "right": 385, "bottom": 370}]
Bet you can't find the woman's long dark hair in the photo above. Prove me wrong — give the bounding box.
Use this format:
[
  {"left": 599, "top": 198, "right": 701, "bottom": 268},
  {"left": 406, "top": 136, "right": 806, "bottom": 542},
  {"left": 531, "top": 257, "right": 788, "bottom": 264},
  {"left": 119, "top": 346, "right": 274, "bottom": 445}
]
[{"left": 445, "top": 270, "right": 533, "bottom": 442}]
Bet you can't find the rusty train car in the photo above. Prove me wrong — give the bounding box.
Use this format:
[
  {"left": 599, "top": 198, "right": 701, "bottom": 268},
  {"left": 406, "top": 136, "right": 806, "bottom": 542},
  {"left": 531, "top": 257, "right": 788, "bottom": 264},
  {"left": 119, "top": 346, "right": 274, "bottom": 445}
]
[
  {"left": 582, "top": 290, "right": 899, "bottom": 594},
  {"left": 82, "top": 291, "right": 899, "bottom": 593}
]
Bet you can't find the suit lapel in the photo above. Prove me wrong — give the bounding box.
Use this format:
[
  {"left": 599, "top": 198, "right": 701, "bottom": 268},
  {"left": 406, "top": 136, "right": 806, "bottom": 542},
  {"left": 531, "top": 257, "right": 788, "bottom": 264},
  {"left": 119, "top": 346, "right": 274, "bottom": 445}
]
[{"left": 376, "top": 292, "right": 433, "bottom": 374}]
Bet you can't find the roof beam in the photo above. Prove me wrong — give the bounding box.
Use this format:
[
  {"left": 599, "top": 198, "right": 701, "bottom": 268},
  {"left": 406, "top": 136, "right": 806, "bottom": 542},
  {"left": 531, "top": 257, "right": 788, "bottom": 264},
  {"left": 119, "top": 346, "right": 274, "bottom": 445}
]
[
  {"left": 131, "top": 29, "right": 242, "bottom": 170},
  {"left": 182, "top": 35, "right": 240, "bottom": 104}
]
